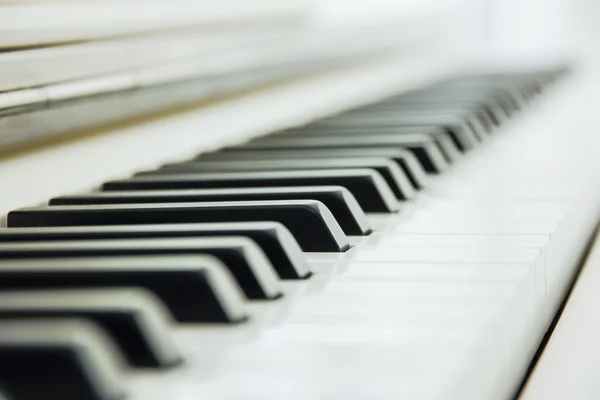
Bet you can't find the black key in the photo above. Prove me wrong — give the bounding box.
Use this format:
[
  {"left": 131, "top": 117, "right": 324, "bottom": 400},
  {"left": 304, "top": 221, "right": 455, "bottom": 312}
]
[
  {"left": 313, "top": 113, "right": 480, "bottom": 150},
  {"left": 366, "top": 98, "right": 504, "bottom": 129},
  {"left": 0, "top": 387, "right": 11, "bottom": 400},
  {"left": 0, "top": 288, "right": 181, "bottom": 368},
  {"left": 365, "top": 108, "right": 487, "bottom": 141},
  {"left": 223, "top": 135, "right": 447, "bottom": 174},
  {"left": 196, "top": 148, "right": 428, "bottom": 190},
  {"left": 365, "top": 90, "right": 500, "bottom": 105},
  {"left": 0, "top": 222, "right": 311, "bottom": 280},
  {"left": 395, "top": 85, "right": 523, "bottom": 119},
  {"left": 8, "top": 201, "right": 349, "bottom": 252},
  {"left": 437, "top": 74, "right": 541, "bottom": 96},
  {"left": 360, "top": 99, "right": 497, "bottom": 119},
  {"left": 0, "top": 237, "right": 281, "bottom": 301},
  {"left": 0, "top": 255, "right": 247, "bottom": 323},
  {"left": 373, "top": 100, "right": 504, "bottom": 130},
  {"left": 0, "top": 319, "right": 125, "bottom": 400},
  {"left": 50, "top": 187, "right": 371, "bottom": 237},
  {"left": 101, "top": 171, "right": 398, "bottom": 213},
  {"left": 333, "top": 105, "right": 489, "bottom": 134},
  {"left": 273, "top": 127, "right": 462, "bottom": 163},
  {"left": 144, "top": 158, "right": 415, "bottom": 201}
]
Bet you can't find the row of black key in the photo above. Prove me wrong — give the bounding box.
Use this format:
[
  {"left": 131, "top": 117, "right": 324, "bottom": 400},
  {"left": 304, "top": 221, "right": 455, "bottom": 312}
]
[{"left": 0, "top": 69, "right": 566, "bottom": 400}]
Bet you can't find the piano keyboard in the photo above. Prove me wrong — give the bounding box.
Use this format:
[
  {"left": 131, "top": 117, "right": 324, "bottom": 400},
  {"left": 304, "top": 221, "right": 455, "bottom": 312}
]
[{"left": 0, "top": 66, "right": 598, "bottom": 400}]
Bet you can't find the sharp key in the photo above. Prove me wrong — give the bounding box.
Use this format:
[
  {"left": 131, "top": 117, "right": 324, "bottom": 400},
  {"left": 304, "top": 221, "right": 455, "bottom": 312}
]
[
  {"left": 0, "top": 255, "right": 247, "bottom": 323},
  {"left": 273, "top": 125, "right": 462, "bottom": 164},
  {"left": 144, "top": 157, "right": 415, "bottom": 201},
  {"left": 0, "top": 318, "right": 126, "bottom": 400},
  {"left": 102, "top": 170, "right": 399, "bottom": 212},
  {"left": 50, "top": 187, "right": 371, "bottom": 236},
  {"left": 0, "top": 222, "right": 312, "bottom": 280},
  {"left": 0, "top": 237, "right": 282, "bottom": 301},
  {"left": 224, "top": 134, "right": 448, "bottom": 174},
  {"left": 195, "top": 148, "right": 428, "bottom": 190},
  {"left": 0, "top": 288, "right": 180, "bottom": 368},
  {"left": 7, "top": 201, "right": 350, "bottom": 252},
  {"left": 0, "top": 387, "right": 12, "bottom": 400},
  {"left": 313, "top": 112, "right": 480, "bottom": 151}
]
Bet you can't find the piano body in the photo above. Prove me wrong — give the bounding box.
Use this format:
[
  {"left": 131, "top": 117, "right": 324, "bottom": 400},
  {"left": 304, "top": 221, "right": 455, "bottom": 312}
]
[{"left": 0, "top": 1, "right": 600, "bottom": 399}]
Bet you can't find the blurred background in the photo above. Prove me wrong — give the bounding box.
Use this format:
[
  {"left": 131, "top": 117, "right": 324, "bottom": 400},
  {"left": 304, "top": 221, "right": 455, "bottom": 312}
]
[
  {"left": 1, "top": 0, "right": 598, "bottom": 152},
  {"left": 314, "top": 0, "right": 599, "bottom": 65},
  {"left": 2, "top": 0, "right": 596, "bottom": 59}
]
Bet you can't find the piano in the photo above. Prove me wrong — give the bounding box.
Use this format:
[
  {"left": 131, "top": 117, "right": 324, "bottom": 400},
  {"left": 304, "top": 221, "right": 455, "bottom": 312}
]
[{"left": 1, "top": 1, "right": 600, "bottom": 399}]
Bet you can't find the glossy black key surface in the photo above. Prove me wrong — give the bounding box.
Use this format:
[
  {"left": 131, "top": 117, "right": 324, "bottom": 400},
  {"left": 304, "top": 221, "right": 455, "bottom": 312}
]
[
  {"left": 101, "top": 171, "right": 398, "bottom": 213},
  {"left": 312, "top": 113, "right": 480, "bottom": 151},
  {"left": 0, "top": 388, "right": 11, "bottom": 400},
  {"left": 0, "top": 237, "right": 280, "bottom": 301},
  {"left": 392, "top": 98, "right": 508, "bottom": 124},
  {"left": 0, "top": 255, "right": 246, "bottom": 323},
  {"left": 391, "top": 86, "right": 524, "bottom": 121},
  {"left": 359, "top": 99, "right": 496, "bottom": 111},
  {"left": 0, "top": 319, "right": 125, "bottom": 400},
  {"left": 195, "top": 148, "right": 428, "bottom": 190},
  {"left": 142, "top": 158, "right": 415, "bottom": 201},
  {"left": 361, "top": 101, "right": 501, "bottom": 131},
  {"left": 222, "top": 135, "right": 447, "bottom": 173},
  {"left": 0, "top": 222, "right": 311, "bottom": 280},
  {"left": 50, "top": 187, "right": 371, "bottom": 236},
  {"left": 271, "top": 126, "right": 462, "bottom": 163},
  {"left": 0, "top": 288, "right": 180, "bottom": 368},
  {"left": 7, "top": 201, "right": 349, "bottom": 252}
]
